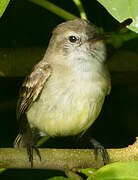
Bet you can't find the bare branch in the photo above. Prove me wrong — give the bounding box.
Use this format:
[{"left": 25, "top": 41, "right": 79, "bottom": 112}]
[{"left": 0, "top": 139, "right": 138, "bottom": 170}]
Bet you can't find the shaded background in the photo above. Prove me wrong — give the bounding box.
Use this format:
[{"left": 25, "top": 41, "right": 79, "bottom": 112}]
[{"left": 0, "top": 0, "right": 138, "bottom": 179}]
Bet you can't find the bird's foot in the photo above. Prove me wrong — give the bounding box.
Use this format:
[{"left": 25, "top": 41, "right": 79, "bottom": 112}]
[
  {"left": 89, "top": 138, "right": 109, "bottom": 165},
  {"left": 27, "top": 144, "right": 41, "bottom": 168}
]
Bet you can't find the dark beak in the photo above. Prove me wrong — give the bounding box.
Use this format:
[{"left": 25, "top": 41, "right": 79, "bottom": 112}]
[{"left": 88, "top": 34, "right": 110, "bottom": 43}]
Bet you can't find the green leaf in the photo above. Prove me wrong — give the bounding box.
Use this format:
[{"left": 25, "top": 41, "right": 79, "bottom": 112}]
[
  {"left": 79, "top": 168, "right": 96, "bottom": 177},
  {"left": 0, "top": 168, "right": 6, "bottom": 174},
  {"left": 0, "top": 0, "right": 10, "bottom": 17},
  {"left": 97, "top": 0, "right": 138, "bottom": 33},
  {"left": 88, "top": 161, "right": 138, "bottom": 180},
  {"left": 47, "top": 176, "right": 71, "bottom": 180}
]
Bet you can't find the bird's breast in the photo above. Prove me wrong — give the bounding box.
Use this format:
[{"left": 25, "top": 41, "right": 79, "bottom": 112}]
[{"left": 27, "top": 66, "right": 107, "bottom": 137}]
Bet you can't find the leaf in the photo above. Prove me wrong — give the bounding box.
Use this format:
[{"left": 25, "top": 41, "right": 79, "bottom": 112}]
[
  {"left": 0, "top": 168, "right": 6, "bottom": 174},
  {"left": 0, "top": 0, "right": 10, "bottom": 17},
  {"left": 79, "top": 168, "right": 96, "bottom": 177},
  {"left": 47, "top": 176, "right": 71, "bottom": 180},
  {"left": 88, "top": 161, "right": 138, "bottom": 180},
  {"left": 97, "top": 0, "right": 138, "bottom": 33}
]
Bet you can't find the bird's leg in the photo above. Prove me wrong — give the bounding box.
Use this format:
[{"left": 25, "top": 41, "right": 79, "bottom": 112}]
[
  {"left": 89, "top": 138, "right": 109, "bottom": 165},
  {"left": 26, "top": 143, "right": 41, "bottom": 168},
  {"left": 27, "top": 143, "right": 33, "bottom": 168},
  {"left": 26, "top": 128, "right": 41, "bottom": 168}
]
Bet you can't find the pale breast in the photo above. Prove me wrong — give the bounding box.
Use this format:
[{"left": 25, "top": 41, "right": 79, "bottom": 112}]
[{"left": 27, "top": 64, "right": 108, "bottom": 137}]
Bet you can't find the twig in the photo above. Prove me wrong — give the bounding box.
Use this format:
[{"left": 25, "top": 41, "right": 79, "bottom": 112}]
[
  {"left": 28, "top": 0, "right": 78, "bottom": 20},
  {"left": 72, "top": 0, "right": 87, "bottom": 20}
]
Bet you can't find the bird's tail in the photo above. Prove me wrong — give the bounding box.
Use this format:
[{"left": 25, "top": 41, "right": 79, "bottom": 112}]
[
  {"left": 14, "top": 127, "right": 40, "bottom": 148},
  {"left": 13, "top": 133, "right": 26, "bottom": 148}
]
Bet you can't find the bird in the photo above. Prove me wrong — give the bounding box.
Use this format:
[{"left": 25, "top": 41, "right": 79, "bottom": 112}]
[{"left": 14, "top": 18, "right": 111, "bottom": 167}]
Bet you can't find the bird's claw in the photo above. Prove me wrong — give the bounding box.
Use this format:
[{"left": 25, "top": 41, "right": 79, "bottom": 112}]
[
  {"left": 90, "top": 138, "right": 109, "bottom": 165},
  {"left": 27, "top": 144, "right": 41, "bottom": 168}
]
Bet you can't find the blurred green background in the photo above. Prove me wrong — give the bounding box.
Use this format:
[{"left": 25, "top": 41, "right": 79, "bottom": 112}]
[{"left": 0, "top": 0, "right": 138, "bottom": 179}]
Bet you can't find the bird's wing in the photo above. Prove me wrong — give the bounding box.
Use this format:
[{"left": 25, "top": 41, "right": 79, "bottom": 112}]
[{"left": 17, "top": 61, "right": 52, "bottom": 126}]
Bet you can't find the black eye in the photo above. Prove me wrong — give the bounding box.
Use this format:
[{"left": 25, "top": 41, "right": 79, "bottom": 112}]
[{"left": 69, "top": 36, "right": 77, "bottom": 43}]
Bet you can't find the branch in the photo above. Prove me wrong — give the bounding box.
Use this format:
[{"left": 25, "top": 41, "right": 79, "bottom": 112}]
[
  {"left": 0, "top": 139, "right": 138, "bottom": 170},
  {"left": 28, "top": 0, "right": 78, "bottom": 20}
]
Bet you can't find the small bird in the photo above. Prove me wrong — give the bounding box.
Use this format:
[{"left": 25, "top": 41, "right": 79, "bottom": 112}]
[{"left": 14, "top": 19, "right": 111, "bottom": 166}]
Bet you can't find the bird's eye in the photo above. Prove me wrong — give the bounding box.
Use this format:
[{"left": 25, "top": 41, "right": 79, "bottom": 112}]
[{"left": 69, "top": 36, "right": 77, "bottom": 43}]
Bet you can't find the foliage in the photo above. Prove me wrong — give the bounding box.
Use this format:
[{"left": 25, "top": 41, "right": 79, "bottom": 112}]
[
  {"left": 47, "top": 176, "right": 71, "bottom": 180},
  {"left": 1, "top": 161, "right": 138, "bottom": 180},
  {"left": 1, "top": 0, "right": 138, "bottom": 33},
  {"left": 0, "top": 0, "right": 10, "bottom": 17},
  {"left": 48, "top": 162, "right": 138, "bottom": 180},
  {"left": 27, "top": 0, "right": 138, "bottom": 47},
  {"left": 29, "top": 0, "right": 138, "bottom": 33},
  {"left": 87, "top": 161, "right": 138, "bottom": 180},
  {"left": 98, "top": 0, "right": 138, "bottom": 33},
  {"left": 0, "top": 168, "right": 6, "bottom": 174}
]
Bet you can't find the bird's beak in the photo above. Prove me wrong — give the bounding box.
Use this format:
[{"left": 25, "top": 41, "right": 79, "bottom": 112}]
[
  {"left": 88, "top": 34, "right": 110, "bottom": 43},
  {"left": 87, "top": 34, "right": 110, "bottom": 49}
]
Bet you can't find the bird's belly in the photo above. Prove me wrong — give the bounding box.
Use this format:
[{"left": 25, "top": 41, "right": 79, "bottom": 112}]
[{"left": 27, "top": 81, "right": 105, "bottom": 137}]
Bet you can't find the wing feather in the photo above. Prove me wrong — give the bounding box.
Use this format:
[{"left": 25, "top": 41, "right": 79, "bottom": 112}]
[{"left": 17, "top": 61, "right": 52, "bottom": 122}]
